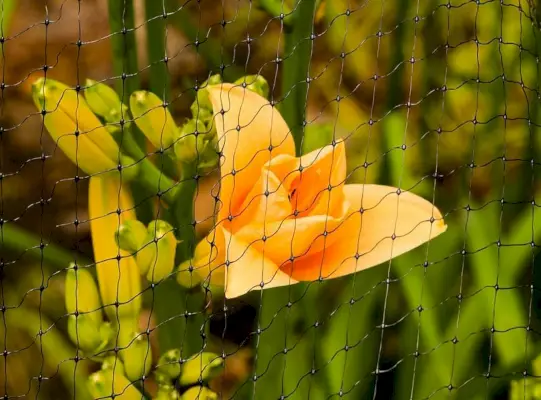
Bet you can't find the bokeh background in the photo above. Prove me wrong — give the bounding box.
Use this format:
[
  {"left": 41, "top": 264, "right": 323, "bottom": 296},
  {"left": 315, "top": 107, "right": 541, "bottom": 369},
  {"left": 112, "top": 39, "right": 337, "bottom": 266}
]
[{"left": 1, "top": 0, "right": 541, "bottom": 398}]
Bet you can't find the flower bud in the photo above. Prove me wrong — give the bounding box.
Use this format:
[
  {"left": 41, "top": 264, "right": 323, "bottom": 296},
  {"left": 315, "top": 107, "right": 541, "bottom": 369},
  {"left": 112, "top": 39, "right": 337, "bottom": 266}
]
[
  {"left": 87, "top": 368, "right": 143, "bottom": 399},
  {"left": 156, "top": 348, "right": 182, "bottom": 379},
  {"left": 191, "top": 74, "right": 223, "bottom": 116},
  {"left": 178, "top": 352, "right": 224, "bottom": 386},
  {"left": 65, "top": 265, "right": 102, "bottom": 324},
  {"left": 31, "top": 78, "right": 119, "bottom": 176},
  {"left": 174, "top": 119, "right": 208, "bottom": 164},
  {"left": 116, "top": 154, "right": 139, "bottom": 182},
  {"left": 101, "top": 356, "right": 125, "bottom": 376},
  {"left": 84, "top": 79, "right": 125, "bottom": 120},
  {"left": 180, "top": 386, "right": 217, "bottom": 400},
  {"left": 155, "top": 388, "right": 181, "bottom": 400},
  {"left": 67, "top": 315, "right": 112, "bottom": 355},
  {"left": 176, "top": 261, "right": 204, "bottom": 290},
  {"left": 136, "top": 220, "right": 177, "bottom": 282},
  {"left": 117, "top": 321, "right": 153, "bottom": 381},
  {"left": 130, "top": 90, "right": 178, "bottom": 150},
  {"left": 115, "top": 219, "right": 147, "bottom": 254},
  {"left": 233, "top": 75, "right": 269, "bottom": 99}
]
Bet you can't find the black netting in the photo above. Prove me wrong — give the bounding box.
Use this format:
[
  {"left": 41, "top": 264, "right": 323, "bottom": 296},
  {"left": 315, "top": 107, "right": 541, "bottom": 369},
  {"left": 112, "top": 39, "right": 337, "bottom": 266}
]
[{"left": 0, "top": 0, "right": 540, "bottom": 399}]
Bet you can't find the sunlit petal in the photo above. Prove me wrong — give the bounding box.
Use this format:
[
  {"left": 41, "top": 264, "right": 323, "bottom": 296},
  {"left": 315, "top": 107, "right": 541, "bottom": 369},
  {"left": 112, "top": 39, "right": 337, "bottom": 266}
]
[
  {"left": 207, "top": 83, "right": 296, "bottom": 223},
  {"left": 281, "top": 184, "right": 447, "bottom": 281}
]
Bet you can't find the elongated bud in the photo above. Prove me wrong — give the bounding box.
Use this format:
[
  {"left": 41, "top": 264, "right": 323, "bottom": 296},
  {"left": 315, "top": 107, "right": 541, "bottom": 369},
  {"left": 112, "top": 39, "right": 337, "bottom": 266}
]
[
  {"left": 191, "top": 74, "right": 223, "bottom": 117},
  {"left": 88, "top": 369, "right": 143, "bottom": 399},
  {"left": 115, "top": 219, "right": 147, "bottom": 254},
  {"left": 89, "top": 175, "right": 142, "bottom": 320},
  {"left": 84, "top": 79, "right": 126, "bottom": 121},
  {"left": 67, "top": 315, "right": 112, "bottom": 354},
  {"left": 180, "top": 386, "right": 217, "bottom": 400},
  {"left": 233, "top": 75, "right": 269, "bottom": 99},
  {"left": 117, "top": 319, "right": 152, "bottom": 381},
  {"left": 115, "top": 154, "right": 139, "bottom": 183},
  {"left": 65, "top": 265, "right": 102, "bottom": 324},
  {"left": 174, "top": 119, "right": 208, "bottom": 164},
  {"left": 156, "top": 348, "right": 182, "bottom": 379},
  {"left": 130, "top": 91, "right": 178, "bottom": 150},
  {"left": 137, "top": 220, "right": 176, "bottom": 282},
  {"left": 178, "top": 352, "right": 224, "bottom": 386},
  {"left": 31, "top": 78, "right": 119, "bottom": 176}
]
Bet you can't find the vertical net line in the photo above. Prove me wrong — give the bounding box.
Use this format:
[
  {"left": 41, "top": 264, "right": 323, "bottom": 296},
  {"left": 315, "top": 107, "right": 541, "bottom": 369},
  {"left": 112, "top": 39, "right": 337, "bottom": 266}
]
[
  {"left": 522, "top": 0, "right": 539, "bottom": 391},
  {"left": 0, "top": 0, "right": 8, "bottom": 396},
  {"left": 485, "top": 1, "right": 511, "bottom": 396}
]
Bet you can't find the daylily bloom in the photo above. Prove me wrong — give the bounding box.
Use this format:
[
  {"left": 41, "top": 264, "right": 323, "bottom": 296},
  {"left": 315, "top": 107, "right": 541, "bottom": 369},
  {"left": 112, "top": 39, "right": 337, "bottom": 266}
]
[{"left": 183, "top": 83, "right": 447, "bottom": 298}]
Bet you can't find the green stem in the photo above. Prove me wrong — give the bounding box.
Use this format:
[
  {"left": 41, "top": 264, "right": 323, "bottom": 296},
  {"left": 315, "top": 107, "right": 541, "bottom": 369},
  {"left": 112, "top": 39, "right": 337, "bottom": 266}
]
[
  {"left": 1, "top": 223, "right": 91, "bottom": 268},
  {"left": 277, "top": 0, "right": 318, "bottom": 155},
  {"left": 144, "top": 0, "right": 169, "bottom": 98}
]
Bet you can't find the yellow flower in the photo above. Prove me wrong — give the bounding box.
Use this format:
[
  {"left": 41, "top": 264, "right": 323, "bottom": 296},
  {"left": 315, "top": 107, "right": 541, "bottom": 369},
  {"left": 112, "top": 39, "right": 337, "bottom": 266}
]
[
  {"left": 185, "top": 84, "right": 447, "bottom": 298},
  {"left": 88, "top": 175, "right": 142, "bottom": 320}
]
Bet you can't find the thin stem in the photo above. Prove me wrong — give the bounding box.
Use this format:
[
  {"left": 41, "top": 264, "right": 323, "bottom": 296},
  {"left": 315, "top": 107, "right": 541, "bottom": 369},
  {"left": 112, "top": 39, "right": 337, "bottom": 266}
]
[
  {"left": 278, "top": 0, "right": 318, "bottom": 155},
  {"left": 144, "top": 0, "right": 168, "bottom": 98}
]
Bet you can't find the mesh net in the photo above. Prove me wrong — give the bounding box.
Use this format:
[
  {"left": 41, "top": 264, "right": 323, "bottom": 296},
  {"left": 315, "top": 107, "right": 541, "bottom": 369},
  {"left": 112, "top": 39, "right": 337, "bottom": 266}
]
[{"left": 1, "top": 0, "right": 540, "bottom": 399}]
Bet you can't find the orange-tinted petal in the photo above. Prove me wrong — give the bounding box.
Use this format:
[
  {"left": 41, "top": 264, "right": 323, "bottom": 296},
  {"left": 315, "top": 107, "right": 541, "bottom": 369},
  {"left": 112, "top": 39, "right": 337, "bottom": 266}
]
[
  {"left": 282, "top": 184, "right": 447, "bottom": 281},
  {"left": 222, "top": 230, "right": 297, "bottom": 298},
  {"left": 228, "top": 169, "right": 292, "bottom": 233},
  {"left": 266, "top": 141, "right": 347, "bottom": 218},
  {"left": 207, "top": 83, "right": 295, "bottom": 223}
]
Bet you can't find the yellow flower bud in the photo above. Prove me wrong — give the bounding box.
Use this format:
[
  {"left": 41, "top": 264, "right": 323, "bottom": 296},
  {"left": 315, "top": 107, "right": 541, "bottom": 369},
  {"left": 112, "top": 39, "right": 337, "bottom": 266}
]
[
  {"left": 115, "top": 219, "right": 147, "bottom": 254},
  {"left": 136, "top": 220, "right": 177, "bottom": 282},
  {"left": 87, "top": 368, "right": 143, "bottom": 399},
  {"left": 117, "top": 320, "right": 153, "bottom": 382},
  {"left": 233, "top": 75, "right": 269, "bottom": 99},
  {"left": 156, "top": 348, "right": 182, "bottom": 379},
  {"left": 174, "top": 119, "right": 208, "bottom": 164},
  {"left": 67, "top": 315, "right": 112, "bottom": 355},
  {"left": 31, "top": 78, "right": 120, "bottom": 176},
  {"left": 65, "top": 265, "right": 102, "bottom": 324},
  {"left": 190, "top": 74, "right": 223, "bottom": 116},
  {"left": 101, "top": 356, "right": 125, "bottom": 376},
  {"left": 180, "top": 386, "right": 217, "bottom": 400},
  {"left": 84, "top": 79, "right": 125, "bottom": 121},
  {"left": 176, "top": 261, "right": 203, "bottom": 290},
  {"left": 155, "top": 388, "right": 180, "bottom": 400},
  {"left": 178, "top": 352, "right": 224, "bottom": 387},
  {"left": 89, "top": 175, "right": 142, "bottom": 320},
  {"left": 130, "top": 90, "right": 178, "bottom": 150}
]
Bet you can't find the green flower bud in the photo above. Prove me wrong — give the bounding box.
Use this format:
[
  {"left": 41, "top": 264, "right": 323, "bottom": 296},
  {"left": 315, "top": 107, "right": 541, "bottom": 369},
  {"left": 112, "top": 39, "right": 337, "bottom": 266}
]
[
  {"left": 157, "top": 348, "right": 182, "bottom": 379},
  {"left": 117, "top": 327, "right": 153, "bottom": 382},
  {"left": 67, "top": 315, "right": 112, "bottom": 354},
  {"left": 136, "top": 220, "right": 177, "bottom": 282},
  {"left": 196, "top": 135, "right": 219, "bottom": 173},
  {"left": 179, "top": 352, "right": 224, "bottom": 386},
  {"left": 130, "top": 91, "right": 178, "bottom": 150},
  {"left": 84, "top": 79, "right": 124, "bottom": 119},
  {"left": 234, "top": 75, "right": 269, "bottom": 99},
  {"left": 65, "top": 266, "right": 102, "bottom": 324},
  {"left": 101, "top": 356, "right": 125, "bottom": 376},
  {"left": 176, "top": 260, "right": 204, "bottom": 290},
  {"left": 180, "top": 386, "right": 217, "bottom": 400},
  {"left": 115, "top": 219, "right": 147, "bottom": 254},
  {"left": 155, "top": 388, "right": 180, "bottom": 400},
  {"left": 88, "top": 369, "right": 143, "bottom": 399},
  {"left": 191, "top": 74, "right": 223, "bottom": 116},
  {"left": 174, "top": 119, "right": 208, "bottom": 164}
]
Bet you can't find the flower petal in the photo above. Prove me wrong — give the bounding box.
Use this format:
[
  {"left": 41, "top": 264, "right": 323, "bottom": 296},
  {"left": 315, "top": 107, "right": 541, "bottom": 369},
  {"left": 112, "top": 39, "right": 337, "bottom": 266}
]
[
  {"left": 222, "top": 229, "right": 297, "bottom": 298},
  {"left": 207, "top": 83, "right": 295, "bottom": 223},
  {"left": 282, "top": 184, "right": 447, "bottom": 281},
  {"left": 266, "top": 141, "right": 347, "bottom": 218}
]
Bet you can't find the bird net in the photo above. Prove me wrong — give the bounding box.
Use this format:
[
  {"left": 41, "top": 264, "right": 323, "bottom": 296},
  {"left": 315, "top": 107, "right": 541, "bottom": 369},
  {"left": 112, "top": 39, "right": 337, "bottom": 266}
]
[{"left": 0, "top": 0, "right": 540, "bottom": 399}]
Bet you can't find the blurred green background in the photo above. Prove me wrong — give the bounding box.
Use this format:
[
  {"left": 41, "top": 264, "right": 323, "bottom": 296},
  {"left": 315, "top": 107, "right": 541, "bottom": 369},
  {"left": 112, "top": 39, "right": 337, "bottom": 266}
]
[{"left": 1, "top": 0, "right": 541, "bottom": 398}]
